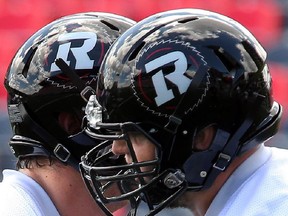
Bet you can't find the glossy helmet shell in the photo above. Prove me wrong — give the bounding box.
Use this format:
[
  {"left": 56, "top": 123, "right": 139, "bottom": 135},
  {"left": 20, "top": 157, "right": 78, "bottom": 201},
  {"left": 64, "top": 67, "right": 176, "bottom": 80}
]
[
  {"left": 4, "top": 12, "right": 135, "bottom": 167},
  {"left": 96, "top": 9, "right": 281, "bottom": 186},
  {"left": 80, "top": 9, "right": 282, "bottom": 215}
]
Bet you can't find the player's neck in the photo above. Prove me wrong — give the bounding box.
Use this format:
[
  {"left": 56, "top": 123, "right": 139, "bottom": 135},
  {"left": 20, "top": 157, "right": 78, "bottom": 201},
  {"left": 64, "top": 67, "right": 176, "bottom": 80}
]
[
  {"left": 20, "top": 161, "right": 105, "bottom": 216},
  {"left": 174, "top": 146, "right": 260, "bottom": 216}
]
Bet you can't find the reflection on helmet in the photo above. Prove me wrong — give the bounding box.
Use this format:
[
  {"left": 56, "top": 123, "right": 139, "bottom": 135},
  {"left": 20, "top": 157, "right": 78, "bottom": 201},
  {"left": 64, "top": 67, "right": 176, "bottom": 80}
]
[
  {"left": 80, "top": 9, "right": 282, "bottom": 215},
  {"left": 4, "top": 12, "right": 136, "bottom": 169}
]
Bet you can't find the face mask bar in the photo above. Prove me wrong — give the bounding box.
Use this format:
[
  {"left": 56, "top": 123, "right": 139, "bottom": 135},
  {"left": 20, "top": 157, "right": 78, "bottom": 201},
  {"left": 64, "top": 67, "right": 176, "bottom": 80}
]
[
  {"left": 80, "top": 120, "right": 190, "bottom": 215},
  {"left": 80, "top": 150, "right": 188, "bottom": 216},
  {"left": 81, "top": 123, "right": 160, "bottom": 194}
]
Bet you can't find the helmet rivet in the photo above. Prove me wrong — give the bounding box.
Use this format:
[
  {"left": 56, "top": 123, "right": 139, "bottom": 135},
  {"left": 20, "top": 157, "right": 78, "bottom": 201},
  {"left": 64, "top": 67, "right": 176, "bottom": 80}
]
[
  {"left": 200, "top": 171, "right": 207, "bottom": 178},
  {"left": 183, "top": 130, "right": 188, "bottom": 135}
]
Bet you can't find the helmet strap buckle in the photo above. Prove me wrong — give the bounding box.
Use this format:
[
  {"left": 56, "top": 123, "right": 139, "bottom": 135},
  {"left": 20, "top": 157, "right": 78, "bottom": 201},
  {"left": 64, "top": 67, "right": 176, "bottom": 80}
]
[
  {"left": 213, "top": 152, "right": 231, "bottom": 171},
  {"left": 54, "top": 143, "right": 71, "bottom": 162},
  {"left": 81, "top": 86, "right": 96, "bottom": 102},
  {"left": 164, "top": 115, "right": 182, "bottom": 134}
]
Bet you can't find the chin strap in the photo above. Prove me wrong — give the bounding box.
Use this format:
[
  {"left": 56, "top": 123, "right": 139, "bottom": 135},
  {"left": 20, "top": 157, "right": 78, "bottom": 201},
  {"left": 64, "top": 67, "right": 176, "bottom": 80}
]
[
  {"left": 126, "top": 169, "right": 188, "bottom": 216},
  {"left": 8, "top": 102, "right": 80, "bottom": 170},
  {"left": 167, "top": 83, "right": 281, "bottom": 190},
  {"left": 164, "top": 64, "right": 209, "bottom": 135},
  {"left": 54, "top": 58, "right": 95, "bottom": 102},
  {"left": 162, "top": 64, "right": 210, "bottom": 173},
  {"left": 7, "top": 58, "right": 97, "bottom": 171},
  {"left": 200, "top": 115, "right": 254, "bottom": 189}
]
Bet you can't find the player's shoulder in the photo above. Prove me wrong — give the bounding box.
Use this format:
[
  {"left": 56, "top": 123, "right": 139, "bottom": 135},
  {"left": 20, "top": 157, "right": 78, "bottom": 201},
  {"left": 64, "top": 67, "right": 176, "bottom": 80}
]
[
  {"left": 0, "top": 169, "right": 60, "bottom": 215},
  {"left": 0, "top": 172, "right": 38, "bottom": 215},
  {"left": 264, "top": 146, "right": 288, "bottom": 179},
  {"left": 269, "top": 146, "right": 288, "bottom": 161},
  {"left": 0, "top": 169, "right": 37, "bottom": 203}
]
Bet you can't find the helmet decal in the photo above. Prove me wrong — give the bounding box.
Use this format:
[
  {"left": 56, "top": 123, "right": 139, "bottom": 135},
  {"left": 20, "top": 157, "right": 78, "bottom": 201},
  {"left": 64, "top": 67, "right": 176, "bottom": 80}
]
[
  {"left": 132, "top": 39, "right": 209, "bottom": 117},
  {"left": 50, "top": 32, "right": 98, "bottom": 72},
  {"left": 45, "top": 25, "right": 113, "bottom": 89}
]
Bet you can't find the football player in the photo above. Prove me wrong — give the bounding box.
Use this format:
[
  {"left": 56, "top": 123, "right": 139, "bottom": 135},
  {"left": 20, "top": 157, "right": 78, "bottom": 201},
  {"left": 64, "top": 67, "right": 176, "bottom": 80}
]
[
  {"left": 1, "top": 12, "right": 135, "bottom": 216},
  {"left": 80, "top": 9, "right": 288, "bottom": 216}
]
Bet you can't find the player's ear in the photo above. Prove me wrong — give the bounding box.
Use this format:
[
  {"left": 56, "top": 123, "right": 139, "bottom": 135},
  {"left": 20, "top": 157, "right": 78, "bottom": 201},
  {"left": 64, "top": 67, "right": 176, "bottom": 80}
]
[
  {"left": 193, "top": 124, "right": 216, "bottom": 151},
  {"left": 58, "top": 112, "right": 82, "bottom": 135}
]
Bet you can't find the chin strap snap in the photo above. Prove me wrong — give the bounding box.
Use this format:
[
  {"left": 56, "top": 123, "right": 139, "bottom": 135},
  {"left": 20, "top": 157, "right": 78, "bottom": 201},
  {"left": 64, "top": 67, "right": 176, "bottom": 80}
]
[{"left": 9, "top": 102, "right": 80, "bottom": 170}]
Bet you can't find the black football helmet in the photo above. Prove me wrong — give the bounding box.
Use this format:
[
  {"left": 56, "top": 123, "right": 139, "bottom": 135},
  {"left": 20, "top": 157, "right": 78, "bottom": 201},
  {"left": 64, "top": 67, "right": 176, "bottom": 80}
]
[
  {"left": 80, "top": 9, "right": 282, "bottom": 215},
  {"left": 4, "top": 12, "right": 135, "bottom": 170}
]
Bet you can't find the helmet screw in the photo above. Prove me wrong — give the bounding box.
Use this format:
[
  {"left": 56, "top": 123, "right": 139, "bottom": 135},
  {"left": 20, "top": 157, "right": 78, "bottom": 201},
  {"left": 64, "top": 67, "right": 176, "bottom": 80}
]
[
  {"left": 200, "top": 171, "right": 207, "bottom": 178},
  {"left": 183, "top": 130, "right": 188, "bottom": 135}
]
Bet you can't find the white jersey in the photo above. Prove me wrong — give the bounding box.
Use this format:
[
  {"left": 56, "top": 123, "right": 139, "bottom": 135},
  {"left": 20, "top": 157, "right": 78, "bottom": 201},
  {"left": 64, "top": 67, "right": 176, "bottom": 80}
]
[
  {"left": 0, "top": 169, "right": 60, "bottom": 216},
  {"left": 135, "top": 202, "right": 194, "bottom": 216},
  {"left": 207, "top": 144, "right": 288, "bottom": 216},
  {"left": 135, "top": 144, "right": 288, "bottom": 216}
]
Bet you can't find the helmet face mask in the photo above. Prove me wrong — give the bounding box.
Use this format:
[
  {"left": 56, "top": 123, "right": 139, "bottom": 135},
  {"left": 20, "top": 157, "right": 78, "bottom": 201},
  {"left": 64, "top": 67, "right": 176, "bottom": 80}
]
[
  {"left": 81, "top": 120, "right": 189, "bottom": 215},
  {"left": 5, "top": 12, "right": 136, "bottom": 168},
  {"left": 80, "top": 9, "right": 282, "bottom": 215},
  {"left": 81, "top": 122, "right": 160, "bottom": 199}
]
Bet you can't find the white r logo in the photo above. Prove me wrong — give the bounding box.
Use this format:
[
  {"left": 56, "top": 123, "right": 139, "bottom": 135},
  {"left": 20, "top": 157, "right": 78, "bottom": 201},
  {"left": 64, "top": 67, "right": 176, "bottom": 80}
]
[
  {"left": 50, "top": 32, "right": 97, "bottom": 72},
  {"left": 145, "top": 51, "right": 191, "bottom": 106}
]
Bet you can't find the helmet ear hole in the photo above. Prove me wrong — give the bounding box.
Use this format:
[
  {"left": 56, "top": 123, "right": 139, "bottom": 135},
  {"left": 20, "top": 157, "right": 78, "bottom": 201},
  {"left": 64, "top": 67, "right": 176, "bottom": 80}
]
[
  {"left": 192, "top": 125, "right": 216, "bottom": 151},
  {"left": 58, "top": 112, "right": 82, "bottom": 135}
]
